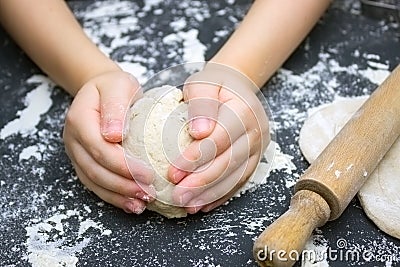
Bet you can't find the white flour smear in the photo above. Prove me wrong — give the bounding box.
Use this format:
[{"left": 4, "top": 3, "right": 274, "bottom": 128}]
[
  {"left": 25, "top": 209, "right": 111, "bottom": 267},
  {"left": 0, "top": 75, "right": 53, "bottom": 140},
  {"left": 19, "top": 144, "right": 46, "bottom": 161}
]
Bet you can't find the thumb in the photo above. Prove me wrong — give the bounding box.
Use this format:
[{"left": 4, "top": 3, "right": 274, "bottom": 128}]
[
  {"left": 98, "top": 72, "right": 142, "bottom": 143},
  {"left": 184, "top": 80, "right": 220, "bottom": 140}
]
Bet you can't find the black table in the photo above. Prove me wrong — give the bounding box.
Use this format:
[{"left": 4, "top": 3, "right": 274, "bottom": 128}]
[{"left": 1, "top": 0, "right": 400, "bottom": 266}]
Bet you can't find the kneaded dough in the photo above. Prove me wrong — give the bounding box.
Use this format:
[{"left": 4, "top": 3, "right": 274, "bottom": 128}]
[
  {"left": 299, "top": 96, "right": 400, "bottom": 239},
  {"left": 123, "top": 85, "right": 192, "bottom": 218}
]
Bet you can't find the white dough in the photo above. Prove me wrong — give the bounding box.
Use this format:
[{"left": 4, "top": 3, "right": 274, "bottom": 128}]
[
  {"left": 299, "top": 96, "right": 400, "bottom": 239},
  {"left": 123, "top": 86, "right": 192, "bottom": 218}
]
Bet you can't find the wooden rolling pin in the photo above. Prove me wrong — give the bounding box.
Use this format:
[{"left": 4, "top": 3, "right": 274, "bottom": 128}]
[{"left": 253, "top": 64, "right": 400, "bottom": 267}]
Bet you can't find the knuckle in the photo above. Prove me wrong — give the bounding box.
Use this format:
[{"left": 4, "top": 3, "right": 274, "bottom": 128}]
[
  {"left": 105, "top": 72, "right": 139, "bottom": 94},
  {"left": 89, "top": 146, "right": 104, "bottom": 163},
  {"left": 84, "top": 164, "right": 98, "bottom": 182}
]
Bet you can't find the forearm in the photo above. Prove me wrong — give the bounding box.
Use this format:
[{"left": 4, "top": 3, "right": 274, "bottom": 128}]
[
  {"left": 0, "top": 0, "right": 119, "bottom": 95},
  {"left": 211, "top": 0, "right": 331, "bottom": 88}
]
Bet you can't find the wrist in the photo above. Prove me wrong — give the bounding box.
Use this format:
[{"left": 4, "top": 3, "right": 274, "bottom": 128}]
[{"left": 203, "top": 61, "right": 260, "bottom": 94}]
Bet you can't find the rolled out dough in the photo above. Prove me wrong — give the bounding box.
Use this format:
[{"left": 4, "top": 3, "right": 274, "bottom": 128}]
[
  {"left": 299, "top": 96, "right": 400, "bottom": 239},
  {"left": 123, "top": 86, "right": 192, "bottom": 218}
]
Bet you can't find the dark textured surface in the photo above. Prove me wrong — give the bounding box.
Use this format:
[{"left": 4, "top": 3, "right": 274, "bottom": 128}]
[{"left": 1, "top": 0, "right": 400, "bottom": 266}]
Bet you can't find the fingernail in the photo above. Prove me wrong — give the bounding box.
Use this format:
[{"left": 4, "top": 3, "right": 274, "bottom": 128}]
[
  {"left": 137, "top": 183, "right": 157, "bottom": 199},
  {"left": 193, "top": 200, "right": 204, "bottom": 213},
  {"left": 135, "top": 192, "right": 153, "bottom": 202},
  {"left": 133, "top": 205, "right": 146, "bottom": 214},
  {"left": 190, "top": 118, "right": 211, "bottom": 133},
  {"left": 180, "top": 191, "right": 193, "bottom": 206},
  {"left": 102, "top": 120, "right": 123, "bottom": 140},
  {"left": 124, "top": 200, "right": 146, "bottom": 214}
]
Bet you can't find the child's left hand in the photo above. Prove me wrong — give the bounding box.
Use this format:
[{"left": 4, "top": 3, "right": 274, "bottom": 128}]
[{"left": 168, "top": 63, "right": 270, "bottom": 214}]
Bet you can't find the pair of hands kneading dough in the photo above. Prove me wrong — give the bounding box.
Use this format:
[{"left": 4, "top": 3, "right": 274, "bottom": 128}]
[
  {"left": 299, "top": 96, "right": 400, "bottom": 239},
  {"left": 123, "top": 78, "right": 269, "bottom": 218}
]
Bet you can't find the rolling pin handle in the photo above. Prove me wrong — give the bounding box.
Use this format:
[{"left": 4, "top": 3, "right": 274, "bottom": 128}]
[{"left": 253, "top": 190, "right": 331, "bottom": 267}]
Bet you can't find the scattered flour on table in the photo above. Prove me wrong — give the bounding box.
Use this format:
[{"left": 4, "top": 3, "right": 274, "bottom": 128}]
[
  {"left": 302, "top": 234, "right": 330, "bottom": 267},
  {"left": 162, "top": 29, "right": 207, "bottom": 63},
  {"left": 18, "top": 144, "right": 46, "bottom": 161},
  {"left": 233, "top": 139, "right": 298, "bottom": 196},
  {"left": 25, "top": 208, "right": 111, "bottom": 267},
  {"left": 0, "top": 75, "right": 63, "bottom": 165},
  {"left": 290, "top": 232, "right": 400, "bottom": 267},
  {"left": 0, "top": 75, "right": 53, "bottom": 140},
  {"left": 343, "top": 236, "right": 400, "bottom": 266},
  {"left": 170, "top": 18, "right": 187, "bottom": 31},
  {"left": 77, "top": 0, "right": 209, "bottom": 84}
]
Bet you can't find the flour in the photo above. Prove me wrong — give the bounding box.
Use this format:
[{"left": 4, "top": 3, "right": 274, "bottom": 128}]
[
  {"left": 358, "top": 68, "right": 390, "bottom": 85},
  {"left": 162, "top": 29, "right": 207, "bottom": 63},
  {"left": 0, "top": 75, "right": 53, "bottom": 140},
  {"left": 77, "top": 1, "right": 208, "bottom": 82},
  {"left": 19, "top": 145, "right": 44, "bottom": 161},
  {"left": 142, "top": 0, "right": 164, "bottom": 12},
  {"left": 170, "top": 18, "right": 187, "bottom": 31},
  {"left": 25, "top": 209, "right": 111, "bottom": 267},
  {"left": 342, "top": 236, "right": 400, "bottom": 266}
]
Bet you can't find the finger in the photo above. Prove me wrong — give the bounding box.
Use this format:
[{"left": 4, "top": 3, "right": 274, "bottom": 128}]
[
  {"left": 97, "top": 72, "right": 142, "bottom": 142},
  {"left": 73, "top": 164, "right": 147, "bottom": 214},
  {"left": 65, "top": 87, "right": 134, "bottom": 180},
  {"left": 67, "top": 139, "right": 155, "bottom": 201},
  {"left": 183, "top": 77, "right": 220, "bottom": 139},
  {"left": 168, "top": 95, "right": 253, "bottom": 183},
  {"left": 186, "top": 153, "right": 260, "bottom": 214},
  {"left": 172, "top": 127, "right": 262, "bottom": 206}
]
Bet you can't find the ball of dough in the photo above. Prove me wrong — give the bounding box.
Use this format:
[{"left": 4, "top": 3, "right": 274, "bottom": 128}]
[
  {"left": 123, "top": 85, "right": 192, "bottom": 218},
  {"left": 299, "top": 96, "right": 400, "bottom": 239}
]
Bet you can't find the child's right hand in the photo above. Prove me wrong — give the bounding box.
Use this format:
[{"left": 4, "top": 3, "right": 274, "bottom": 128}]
[{"left": 63, "top": 71, "right": 155, "bottom": 214}]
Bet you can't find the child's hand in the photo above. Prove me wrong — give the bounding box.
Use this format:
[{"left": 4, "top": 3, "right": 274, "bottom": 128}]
[
  {"left": 168, "top": 63, "right": 270, "bottom": 214},
  {"left": 63, "top": 71, "right": 155, "bottom": 214}
]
